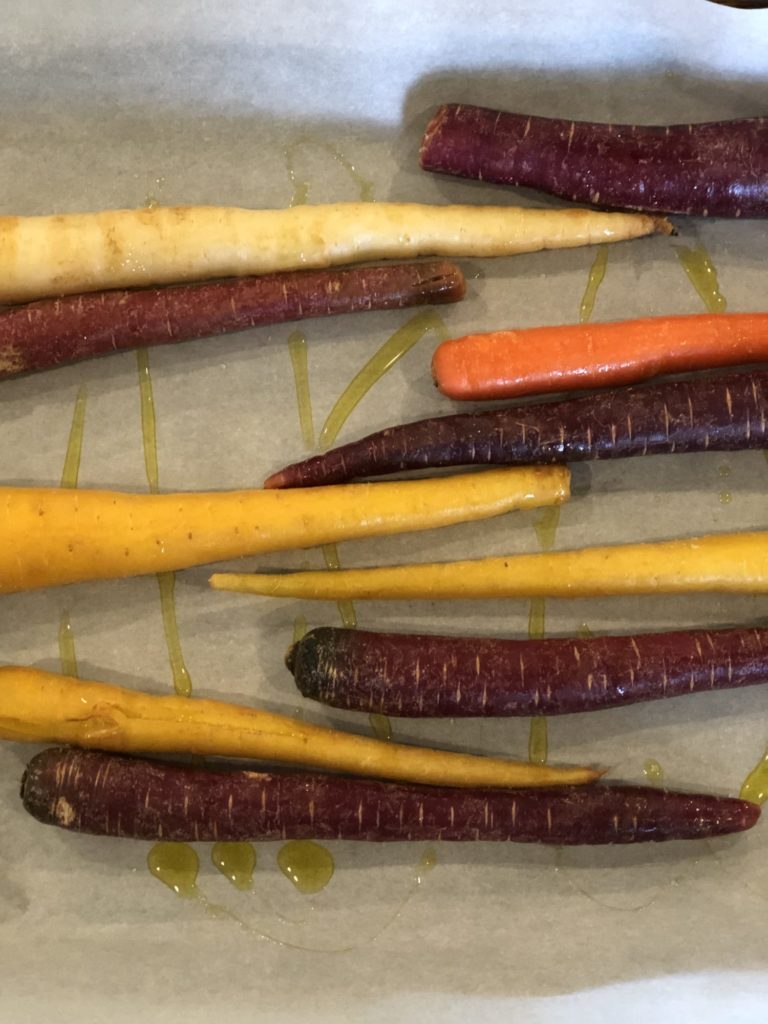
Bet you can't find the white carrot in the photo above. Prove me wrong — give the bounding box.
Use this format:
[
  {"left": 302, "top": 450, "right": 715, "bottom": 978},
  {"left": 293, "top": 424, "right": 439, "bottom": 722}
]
[{"left": 0, "top": 203, "right": 671, "bottom": 304}]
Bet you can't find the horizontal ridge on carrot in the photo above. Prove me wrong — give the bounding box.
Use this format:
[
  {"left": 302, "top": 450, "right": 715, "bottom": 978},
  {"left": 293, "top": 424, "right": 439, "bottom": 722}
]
[
  {"left": 0, "top": 261, "right": 465, "bottom": 380},
  {"left": 0, "top": 467, "right": 567, "bottom": 594},
  {"left": 210, "top": 530, "right": 768, "bottom": 601},
  {"left": 0, "top": 667, "right": 597, "bottom": 788},
  {"left": 21, "top": 748, "right": 759, "bottom": 843},
  {"left": 288, "top": 625, "right": 768, "bottom": 717},
  {"left": 420, "top": 102, "right": 768, "bottom": 217},
  {"left": 264, "top": 368, "right": 768, "bottom": 487},
  {"left": 433, "top": 312, "right": 768, "bottom": 401},
  {"left": 0, "top": 202, "right": 670, "bottom": 305}
]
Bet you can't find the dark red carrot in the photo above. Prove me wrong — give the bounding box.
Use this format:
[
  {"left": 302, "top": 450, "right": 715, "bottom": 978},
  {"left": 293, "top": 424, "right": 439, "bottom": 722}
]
[
  {"left": 20, "top": 747, "right": 759, "bottom": 844},
  {"left": 419, "top": 102, "right": 768, "bottom": 217},
  {"left": 0, "top": 260, "right": 465, "bottom": 379},
  {"left": 287, "top": 625, "right": 768, "bottom": 717},
  {"left": 264, "top": 368, "right": 768, "bottom": 487}
]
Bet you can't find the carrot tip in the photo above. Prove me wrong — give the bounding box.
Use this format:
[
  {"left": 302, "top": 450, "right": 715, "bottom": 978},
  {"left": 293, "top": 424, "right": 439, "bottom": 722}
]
[{"left": 263, "top": 471, "right": 285, "bottom": 489}]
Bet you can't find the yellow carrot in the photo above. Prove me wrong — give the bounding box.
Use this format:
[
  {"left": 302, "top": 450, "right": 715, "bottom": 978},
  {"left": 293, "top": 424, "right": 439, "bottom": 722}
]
[
  {"left": 0, "top": 667, "right": 598, "bottom": 788},
  {"left": 0, "top": 467, "right": 568, "bottom": 594},
  {"left": 0, "top": 204, "right": 671, "bottom": 304},
  {"left": 210, "top": 530, "right": 768, "bottom": 601}
]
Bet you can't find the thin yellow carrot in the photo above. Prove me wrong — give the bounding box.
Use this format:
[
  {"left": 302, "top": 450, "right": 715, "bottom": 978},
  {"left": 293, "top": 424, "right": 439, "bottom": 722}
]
[
  {"left": 210, "top": 530, "right": 768, "bottom": 601},
  {"left": 0, "top": 667, "right": 598, "bottom": 788},
  {"left": 0, "top": 467, "right": 568, "bottom": 594},
  {"left": 0, "top": 204, "right": 671, "bottom": 304},
  {"left": 432, "top": 312, "right": 768, "bottom": 400}
]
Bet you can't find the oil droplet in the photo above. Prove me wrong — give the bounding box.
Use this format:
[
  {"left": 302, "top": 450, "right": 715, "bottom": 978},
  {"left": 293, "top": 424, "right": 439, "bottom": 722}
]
[
  {"left": 156, "top": 572, "right": 192, "bottom": 697},
  {"left": 718, "top": 464, "right": 732, "bottom": 479},
  {"left": 319, "top": 310, "right": 448, "bottom": 450},
  {"left": 642, "top": 758, "right": 664, "bottom": 786},
  {"left": 283, "top": 145, "right": 311, "bottom": 207},
  {"left": 293, "top": 614, "right": 308, "bottom": 644},
  {"left": 674, "top": 243, "right": 727, "bottom": 313},
  {"left": 719, "top": 489, "right": 733, "bottom": 505},
  {"left": 58, "top": 612, "right": 78, "bottom": 678},
  {"left": 136, "top": 348, "right": 159, "bottom": 493},
  {"left": 321, "top": 543, "right": 357, "bottom": 628},
  {"left": 415, "top": 847, "right": 438, "bottom": 884},
  {"left": 740, "top": 748, "right": 768, "bottom": 804},
  {"left": 147, "top": 842, "right": 200, "bottom": 898},
  {"left": 369, "top": 712, "right": 392, "bottom": 741},
  {"left": 533, "top": 506, "right": 560, "bottom": 553},
  {"left": 528, "top": 597, "right": 546, "bottom": 640},
  {"left": 60, "top": 384, "right": 87, "bottom": 488},
  {"left": 211, "top": 842, "right": 256, "bottom": 891},
  {"left": 287, "top": 330, "right": 315, "bottom": 450},
  {"left": 137, "top": 348, "right": 192, "bottom": 696},
  {"left": 579, "top": 246, "right": 609, "bottom": 323},
  {"left": 528, "top": 716, "right": 548, "bottom": 764},
  {"left": 277, "top": 840, "right": 334, "bottom": 894},
  {"left": 577, "top": 622, "right": 594, "bottom": 638},
  {"left": 323, "top": 142, "right": 375, "bottom": 202}
]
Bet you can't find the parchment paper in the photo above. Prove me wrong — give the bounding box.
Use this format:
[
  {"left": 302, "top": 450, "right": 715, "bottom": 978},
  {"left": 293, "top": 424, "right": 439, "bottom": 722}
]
[{"left": 2, "top": 1, "right": 768, "bottom": 1020}]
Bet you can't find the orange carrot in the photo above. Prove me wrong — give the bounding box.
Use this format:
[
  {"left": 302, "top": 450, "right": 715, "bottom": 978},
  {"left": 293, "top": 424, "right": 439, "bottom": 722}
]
[{"left": 432, "top": 312, "right": 768, "bottom": 400}]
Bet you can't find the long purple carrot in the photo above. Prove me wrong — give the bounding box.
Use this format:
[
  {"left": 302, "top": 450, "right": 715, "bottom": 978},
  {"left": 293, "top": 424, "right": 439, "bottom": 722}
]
[
  {"left": 21, "top": 748, "right": 759, "bottom": 844},
  {"left": 265, "top": 368, "right": 768, "bottom": 487},
  {"left": 288, "top": 625, "right": 768, "bottom": 717},
  {"left": 420, "top": 103, "right": 768, "bottom": 217},
  {"left": 0, "top": 260, "right": 465, "bottom": 379}
]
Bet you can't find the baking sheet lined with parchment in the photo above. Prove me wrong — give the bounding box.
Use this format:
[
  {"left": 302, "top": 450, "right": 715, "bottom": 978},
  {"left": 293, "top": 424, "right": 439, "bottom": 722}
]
[{"left": 2, "top": 2, "right": 768, "bottom": 1022}]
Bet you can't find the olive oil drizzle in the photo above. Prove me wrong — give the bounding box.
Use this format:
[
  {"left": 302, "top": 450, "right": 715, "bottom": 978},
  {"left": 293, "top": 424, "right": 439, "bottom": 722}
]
[
  {"left": 60, "top": 384, "right": 87, "bottom": 489},
  {"left": 277, "top": 840, "right": 335, "bottom": 895},
  {"left": 369, "top": 713, "right": 393, "bottom": 741},
  {"left": 579, "top": 247, "right": 609, "bottom": 323},
  {"left": 136, "top": 348, "right": 192, "bottom": 697},
  {"left": 284, "top": 138, "right": 374, "bottom": 206},
  {"left": 642, "top": 759, "right": 664, "bottom": 786},
  {"left": 740, "top": 749, "right": 768, "bottom": 804},
  {"left": 287, "top": 330, "right": 315, "bottom": 449},
  {"left": 211, "top": 842, "right": 257, "bottom": 891},
  {"left": 58, "top": 613, "right": 78, "bottom": 678},
  {"left": 58, "top": 385, "right": 88, "bottom": 676},
  {"left": 674, "top": 243, "right": 727, "bottom": 313},
  {"left": 319, "top": 309, "right": 448, "bottom": 450}
]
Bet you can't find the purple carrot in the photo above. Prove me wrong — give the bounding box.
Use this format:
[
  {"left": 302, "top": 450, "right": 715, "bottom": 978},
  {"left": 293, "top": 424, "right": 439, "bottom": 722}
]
[
  {"left": 419, "top": 102, "right": 768, "bottom": 217},
  {"left": 264, "top": 368, "right": 768, "bottom": 487},
  {"left": 287, "top": 625, "right": 768, "bottom": 717},
  {"left": 0, "top": 260, "right": 465, "bottom": 379},
  {"left": 20, "top": 747, "right": 759, "bottom": 844}
]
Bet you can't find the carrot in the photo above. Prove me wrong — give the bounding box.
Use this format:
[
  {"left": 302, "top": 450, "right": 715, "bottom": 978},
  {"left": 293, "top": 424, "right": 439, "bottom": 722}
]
[
  {"left": 288, "top": 625, "right": 768, "bottom": 717},
  {"left": 21, "top": 748, "right": 758, "bottom": 843},
  {"left": 0, "top": 467, "right": 567, "bottom": 594},
  {"left": 264, "top": 369, "right": 768, "bottom": 487},
  {"left": 210, "top": 530, "right": 768, "bottom": 601},
  {"left": 0, "top": 261, "right": 465, "bottom": 380},
  {"left": 432, "top": 312, "right": 768, "bottom": 401},
  {"left": 0, "top": 667, "right": 597, "bottom": 788},
  {"left": 420, "top": 103, "right": 768, "bottom": 217},
  {"left": 0, "top": 203, "right": 671, "bottom": 304}
]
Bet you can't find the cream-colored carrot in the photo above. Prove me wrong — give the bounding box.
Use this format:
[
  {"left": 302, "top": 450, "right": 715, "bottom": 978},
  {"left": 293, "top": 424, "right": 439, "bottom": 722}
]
[
  {"left": 0, "top": 204, "right": 671, "bottom": 304},
  {"left": 0, "top": 466, "right": 568, "bottom": 594},
  {"left": 210, "top": 530, "right": 768, "bottom": 601},
  {"left": 0, "top": 667, "right": 598, "bottom": 788}
]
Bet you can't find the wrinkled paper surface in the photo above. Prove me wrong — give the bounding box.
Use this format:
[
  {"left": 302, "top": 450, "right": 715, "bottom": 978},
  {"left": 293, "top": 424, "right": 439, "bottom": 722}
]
[{"left": 2, "top": 1, "right": 768, "bottom": 1020}]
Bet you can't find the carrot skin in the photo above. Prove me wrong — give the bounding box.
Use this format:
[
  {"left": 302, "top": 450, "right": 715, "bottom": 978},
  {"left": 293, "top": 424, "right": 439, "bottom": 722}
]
[
  {"left": 265, "top": 369, "right": 768, "bottom": 487},
  {"left": 20, "top": 748, "right": 760, "bottom": 843},
  {"left": 288, "top": 625, "right": 768, "bottom": 717},
  {"left": 0, "top": 261, "right": 465, "bottom": 379},
  {"left": 433, "top": 313, "right": 768, "bottom": 401},
  {"left": 420, "top": 103, "right": 768, "bottom": 217}
]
